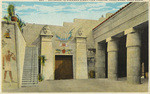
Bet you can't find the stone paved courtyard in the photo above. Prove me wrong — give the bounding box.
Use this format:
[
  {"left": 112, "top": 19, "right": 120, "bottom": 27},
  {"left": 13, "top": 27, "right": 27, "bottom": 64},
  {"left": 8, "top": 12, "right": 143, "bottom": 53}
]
[{"left": 2, "top": 78, "right": 148, "bottom": 92}]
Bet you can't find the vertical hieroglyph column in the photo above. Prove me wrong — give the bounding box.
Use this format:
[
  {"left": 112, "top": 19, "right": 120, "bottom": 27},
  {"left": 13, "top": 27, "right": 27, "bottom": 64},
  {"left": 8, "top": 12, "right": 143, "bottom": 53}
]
[
  {"left": 95, "top": 42, "right": 106, "bottom": 78},
  {"left": 75, "top": 29, "right": 88, "bottom": 79},
  {"left": 107, "top": 37, "right": 118, "bottom": 80},
  {"left": 125, "top": 28, "right": 141, "bottom": 84},
  {"left": 41, "top": 26, "right": 54, "bottom": 80}
]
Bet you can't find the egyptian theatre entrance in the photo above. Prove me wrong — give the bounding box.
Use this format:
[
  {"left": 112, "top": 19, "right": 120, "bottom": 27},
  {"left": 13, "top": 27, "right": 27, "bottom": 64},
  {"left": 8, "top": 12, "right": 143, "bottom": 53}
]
[
  {"left": 40, "top": 26, "right": 88, "bottom": 80},
  {"left": 53, "top": 28, "right": 75, "bottom": 80}
]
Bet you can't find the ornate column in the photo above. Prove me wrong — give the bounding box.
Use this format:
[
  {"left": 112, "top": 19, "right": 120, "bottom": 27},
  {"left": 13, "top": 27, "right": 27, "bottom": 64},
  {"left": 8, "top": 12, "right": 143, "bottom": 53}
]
[
  {"left": 40, "top": 26, "right": 54, "bottom": 80},
  {"left": 125, "top": 28, "right": 141, "bottom": 84},
  {"left": 95, "top": 42, "right": 106, "bottom": 78},
  {"left": 75, "top": 28, "right": 88, "bottom": 79},
  {"left": 106, "top": 37, "right": 118, "bottom": 80}
]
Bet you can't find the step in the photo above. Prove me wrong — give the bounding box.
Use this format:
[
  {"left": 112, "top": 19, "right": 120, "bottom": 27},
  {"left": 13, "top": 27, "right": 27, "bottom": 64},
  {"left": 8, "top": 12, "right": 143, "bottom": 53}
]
[
  {"left": 21, "top": 84, "right": 38, "bottom": 87},
  {"left": 22, "top": 47, "right": 39, "bottom": 87},
  {"left": 22, "top": 80, "right": 38, "bottom": 82},
  {"left": 23, "top": 73, "right": 38, "bottom": 75},
  {"left": 22, "top": 79, "right": 38, "bottom": 81},
  {"left": 23, "top": 68, "right": 37, "bottom": 69},
  {"left": 22, "top": 83, "right": 38, "bottom": 86},
  {"left": 23, "top": 73, "right": 38, "bottom": 74},
  {"left": 24, "top": 67, "right": 37, "bottom": 68},
  {"left": 23, "top": 74, "right": 38, "bottom": 75},
  {"left": 22, "top": 80, "right": 38, "bottom": 83},
  {"left": 22, "top": 78, "right": 37, "bottom": 79},
  {"left": 22, "top": 72, "right": 31, "bottom": 74},
  {"left": 22, "top": 84, "right": 38, "bottom": 87},
  {"left": 23, "top": 73, "right": 32, "bottom": 74},
  {"left": 22, "top": 76, "right": 32, "bottom": 78},
  {"left": 22, "top": 76, "right": 37, "bottom": 78},
  {"left": 22, "top": 77, "right": 37, "bottom": 79},
  {"left": 22, "top": 81, "right": 38, "bottom": 83},
  {"left": 24, "top": 63, "right": 35, "bottom": 64},
  {"left": 22, "top": 82, "right": 38, "bottom": 84}
]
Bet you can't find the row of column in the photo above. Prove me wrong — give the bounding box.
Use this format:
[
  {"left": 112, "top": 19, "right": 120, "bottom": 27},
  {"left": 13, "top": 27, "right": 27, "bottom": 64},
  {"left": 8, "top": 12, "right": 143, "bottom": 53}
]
[{"left": 95, "top": 28, "right": 141, "bottom": 84}]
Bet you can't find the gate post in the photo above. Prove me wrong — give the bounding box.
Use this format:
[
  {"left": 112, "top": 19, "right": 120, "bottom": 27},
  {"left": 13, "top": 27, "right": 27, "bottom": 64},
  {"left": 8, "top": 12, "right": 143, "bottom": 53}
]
[{"left": 40, "top": 26, "right": 54, "bottom": 80}]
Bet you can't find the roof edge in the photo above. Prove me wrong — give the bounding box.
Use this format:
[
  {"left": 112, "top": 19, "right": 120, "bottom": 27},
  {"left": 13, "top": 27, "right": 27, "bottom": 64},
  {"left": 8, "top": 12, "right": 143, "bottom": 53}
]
[{"left": 92, "top": 2, "right": 132, "bottom": 31}]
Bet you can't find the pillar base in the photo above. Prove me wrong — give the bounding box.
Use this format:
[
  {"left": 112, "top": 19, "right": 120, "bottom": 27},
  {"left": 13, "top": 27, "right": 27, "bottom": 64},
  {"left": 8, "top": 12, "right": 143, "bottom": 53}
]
[
  {"left": 127, "top": 76, "right": 141, "bottom": 84},
  {"left": 95, "top": 67, "right": 105, "bottom": 78},
  {"left": 108, "top": 73, "right": 118, "bottom": 80}
]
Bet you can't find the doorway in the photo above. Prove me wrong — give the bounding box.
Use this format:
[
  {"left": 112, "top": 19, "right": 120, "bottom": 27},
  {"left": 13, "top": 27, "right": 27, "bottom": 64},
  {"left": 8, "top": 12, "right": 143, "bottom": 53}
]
[
  {"left": 55, "top": 55, "right": 73, "bottom": 80},
  {"left": 118, "top": 35, "right": 127, "bottom": 78},
  {"left": 141, "top": 27, "right": 148, "bottom": 79}
]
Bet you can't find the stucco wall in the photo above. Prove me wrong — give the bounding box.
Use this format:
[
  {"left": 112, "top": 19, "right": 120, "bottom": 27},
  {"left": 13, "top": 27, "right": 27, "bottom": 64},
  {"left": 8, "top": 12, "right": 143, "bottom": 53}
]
[
  {"left": 15, "top": 23, "right": 26, "bottom": 88},
  {"left": 2, "top": 22, "right": 18, "bottom": 89},
  {"left": 2, "top": 21, "right": 26, "bottom": 89},
  {"left": 22, "top": 12, "right": 113, "bottom": 50},
  {"left": 21, "top": 12, "right": 113, "bottom": 79}
]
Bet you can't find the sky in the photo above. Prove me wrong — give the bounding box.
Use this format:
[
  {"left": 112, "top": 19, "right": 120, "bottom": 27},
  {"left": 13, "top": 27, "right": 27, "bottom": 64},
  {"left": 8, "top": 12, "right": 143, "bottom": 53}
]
[{"left": 2, "top": 2, "right": 129, "bottom": 26}]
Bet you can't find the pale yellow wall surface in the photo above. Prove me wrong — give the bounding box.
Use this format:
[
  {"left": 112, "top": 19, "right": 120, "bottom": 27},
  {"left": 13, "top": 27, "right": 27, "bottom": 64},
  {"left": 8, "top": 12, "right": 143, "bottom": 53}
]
[
  {"left": 2, "top": 22, "right": 18, "bottom": 89},
  {"left": 1, "top": 21, "right": 26, "bottom": 89},
  {"left": 22, "top": 13, "right": 113, "bottom": 50},
  {"left": 15, "top": 24, "right": 26, "bottom": 88},
  {"left": 21, "top": 13, "right": 113, "bottom": 79}
]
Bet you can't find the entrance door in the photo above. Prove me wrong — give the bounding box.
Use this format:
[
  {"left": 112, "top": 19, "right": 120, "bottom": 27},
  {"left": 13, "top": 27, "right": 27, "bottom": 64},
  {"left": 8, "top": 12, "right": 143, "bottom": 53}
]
[{"left": 55, "top": 55, "right": 73, "bottom": 80}]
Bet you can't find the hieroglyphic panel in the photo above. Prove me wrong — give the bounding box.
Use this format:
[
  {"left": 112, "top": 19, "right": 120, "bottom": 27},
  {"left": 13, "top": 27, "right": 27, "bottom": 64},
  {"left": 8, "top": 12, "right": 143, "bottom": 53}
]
[{"left": 2, "top": 22, "right": 18, "bottom": 89}]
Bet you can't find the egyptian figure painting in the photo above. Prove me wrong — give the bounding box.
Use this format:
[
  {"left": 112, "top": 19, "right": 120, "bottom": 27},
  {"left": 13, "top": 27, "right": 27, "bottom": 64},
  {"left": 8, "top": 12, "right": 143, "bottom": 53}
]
[{"left": 1, "top": 1, "right": 149, "bottom": 92}]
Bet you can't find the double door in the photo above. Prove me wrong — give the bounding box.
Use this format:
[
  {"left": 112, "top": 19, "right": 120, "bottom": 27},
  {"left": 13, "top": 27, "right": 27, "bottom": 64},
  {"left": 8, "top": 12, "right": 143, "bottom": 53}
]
[{"left": 55, "top": 55, "right": 73, "bottom": 80}]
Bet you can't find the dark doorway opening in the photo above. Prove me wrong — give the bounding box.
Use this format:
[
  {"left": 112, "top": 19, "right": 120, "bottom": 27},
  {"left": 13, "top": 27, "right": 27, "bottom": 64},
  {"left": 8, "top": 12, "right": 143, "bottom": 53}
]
[
  {"left": 105, "top": 42, "right": 108, "bottom": 78},
  {"left": 118, "top": 36, "right": 127, "bottom": 78},
  {"left": 55, "top": 55, "right": 73, "bottom": 80},
  {"left": 141, "top": 28, "right": 148, "bottom": 79}
]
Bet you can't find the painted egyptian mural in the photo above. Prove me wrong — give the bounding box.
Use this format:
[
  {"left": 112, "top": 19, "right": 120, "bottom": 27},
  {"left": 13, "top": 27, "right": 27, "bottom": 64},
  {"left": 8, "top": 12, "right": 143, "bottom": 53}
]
[{"left": 2, "top": 22, "right": 18, "bottom": 89}]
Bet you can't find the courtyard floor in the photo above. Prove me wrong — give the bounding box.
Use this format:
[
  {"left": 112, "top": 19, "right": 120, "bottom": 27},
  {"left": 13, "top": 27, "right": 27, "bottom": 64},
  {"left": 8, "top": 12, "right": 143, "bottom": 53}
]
[{"left": 2, "top": 78, "right": 148, "bottom": 92}]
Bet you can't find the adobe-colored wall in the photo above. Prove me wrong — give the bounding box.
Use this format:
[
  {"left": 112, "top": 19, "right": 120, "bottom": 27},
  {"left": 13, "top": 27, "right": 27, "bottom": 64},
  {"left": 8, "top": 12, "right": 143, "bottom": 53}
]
[
  {"left": 15, "top": 23, "right": 26, "bottom": 88},
  {"left": 2, "top": 21, "right": 26, "bottom": 89},
  {"left": 22, "top": 13, "right": 113, "bottom": 79},
  {"left": 2, "top": 22, "right": 18, "bottom": 89}
]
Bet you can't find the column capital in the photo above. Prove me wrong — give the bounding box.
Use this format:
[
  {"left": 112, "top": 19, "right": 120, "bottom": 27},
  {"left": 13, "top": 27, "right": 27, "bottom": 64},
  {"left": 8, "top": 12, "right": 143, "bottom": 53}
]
[
  {"left": 95, "top": 42, "right": 105, "bottom": 50},
  {"left": 76, "top": 36, "right": 87, "bottom": 43},
  {"left": 40, "top": 25, "right": 53, "bottom": 38},
  {"left": 41, "top": 34, "right": 53, "bottom": 38},
  {"left": 124, "top": 28, "right": 136, "bottom": 35},
  {"left": 75, "top": 36, "right": 87, "bottom": 39},
  {"left": 41, "top": 35, "right": 53, "bottom": 42},
  {"left": 126, "top": 31, "right": 141, "bottom": 47},
  {"left": 106, "top": 37, "right": 119, "bottom": 42},
  {"left": 107, "top": 37, "right": 118, "bottom": 52}
]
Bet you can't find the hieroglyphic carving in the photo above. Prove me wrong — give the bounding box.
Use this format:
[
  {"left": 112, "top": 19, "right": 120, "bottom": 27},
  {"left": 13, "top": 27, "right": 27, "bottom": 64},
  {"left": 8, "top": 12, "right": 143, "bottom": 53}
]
[
  {"left": 55, "top": 49, "right": 73, "bottom": 54},
  {"left": 2, "top": 40, "right": 7, "bottom": 48},
  {"left": 56, "top": 28, "right": 74, "bottom": 41}
]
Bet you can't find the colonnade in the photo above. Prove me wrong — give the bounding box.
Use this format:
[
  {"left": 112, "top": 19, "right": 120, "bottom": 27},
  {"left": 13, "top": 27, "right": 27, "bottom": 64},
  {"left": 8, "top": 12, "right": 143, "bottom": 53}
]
[{"left": 95, "top": 28, "right": 142, "bottom": 84}]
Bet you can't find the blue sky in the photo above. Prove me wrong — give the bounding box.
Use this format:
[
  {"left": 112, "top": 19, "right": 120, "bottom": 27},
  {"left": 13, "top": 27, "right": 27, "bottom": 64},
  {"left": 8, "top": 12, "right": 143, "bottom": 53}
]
[{"left": 2, "top": 2, "right": 129, "bottom": 26}]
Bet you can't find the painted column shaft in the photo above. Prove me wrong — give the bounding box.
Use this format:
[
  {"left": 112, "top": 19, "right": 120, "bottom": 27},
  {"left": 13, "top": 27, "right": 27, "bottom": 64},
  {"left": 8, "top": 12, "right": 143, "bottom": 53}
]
[
  {"left": 107, "top": 39, "right": 118, "bottom": 80},
  {"left": 76, "top": 37, "right": 88, "bottom": 79},
  {"left": 41, "top": 36, "right": 54, "bottom": 80},
  {"left": 126, "top": 31, "right": 141, "bottom": 84}
]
